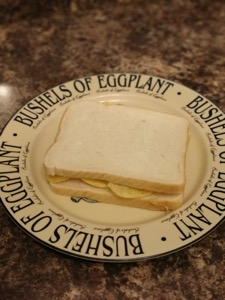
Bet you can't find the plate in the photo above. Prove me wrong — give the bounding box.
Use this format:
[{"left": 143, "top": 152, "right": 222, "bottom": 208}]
[{"left": 1, "top": 73, "right": 225, "bottom": 262}]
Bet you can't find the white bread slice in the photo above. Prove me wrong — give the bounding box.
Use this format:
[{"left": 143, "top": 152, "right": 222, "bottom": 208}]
[
  {"left": 44, "top": 101, "right": 189, "bottom": 195},
  {"left": 49, "top": 178, "right": 183, "bottom": 211}
]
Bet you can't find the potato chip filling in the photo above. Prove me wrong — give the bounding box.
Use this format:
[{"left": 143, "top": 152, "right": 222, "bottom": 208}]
[{"left": 47, "top": 176, "right": 150, "bottom": 198}]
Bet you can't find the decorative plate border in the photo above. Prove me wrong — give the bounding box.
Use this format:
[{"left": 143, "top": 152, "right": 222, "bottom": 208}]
[{"left": 0, "top": 73, "right": 225, "bottom": 262}]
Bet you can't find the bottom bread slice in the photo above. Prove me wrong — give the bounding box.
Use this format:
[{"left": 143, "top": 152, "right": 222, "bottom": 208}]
[{"left": 49, "top": 179, "right": 183, "bottom": 211}]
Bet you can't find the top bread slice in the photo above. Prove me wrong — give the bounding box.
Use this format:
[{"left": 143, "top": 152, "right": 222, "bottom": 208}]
[{"left": 44, "top": 101, "right": 189, "bottom": 194}]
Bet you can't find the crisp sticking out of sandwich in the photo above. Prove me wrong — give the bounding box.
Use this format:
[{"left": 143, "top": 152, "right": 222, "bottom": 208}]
[{"left": 44, "top": 101, "right": 189, "bottom": 211}]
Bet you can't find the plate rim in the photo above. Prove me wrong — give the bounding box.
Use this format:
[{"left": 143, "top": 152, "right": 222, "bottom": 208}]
[{"left": 0, "top": 72, "right": 225, "bottom": 262}]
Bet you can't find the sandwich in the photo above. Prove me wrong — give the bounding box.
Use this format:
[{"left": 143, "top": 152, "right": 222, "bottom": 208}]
[{"left": 44, "top": 101, "right": 189, "bottom": 211}]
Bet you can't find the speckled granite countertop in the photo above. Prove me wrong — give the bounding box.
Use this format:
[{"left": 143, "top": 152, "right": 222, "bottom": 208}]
[{"left": 0, "top": 0, "right": 225, "bottom": 299}]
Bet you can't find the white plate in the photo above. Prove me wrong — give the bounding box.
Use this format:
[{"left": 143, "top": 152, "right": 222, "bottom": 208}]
[{"left": 1, "top": 73, "right": 225, "bottom": 262}]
